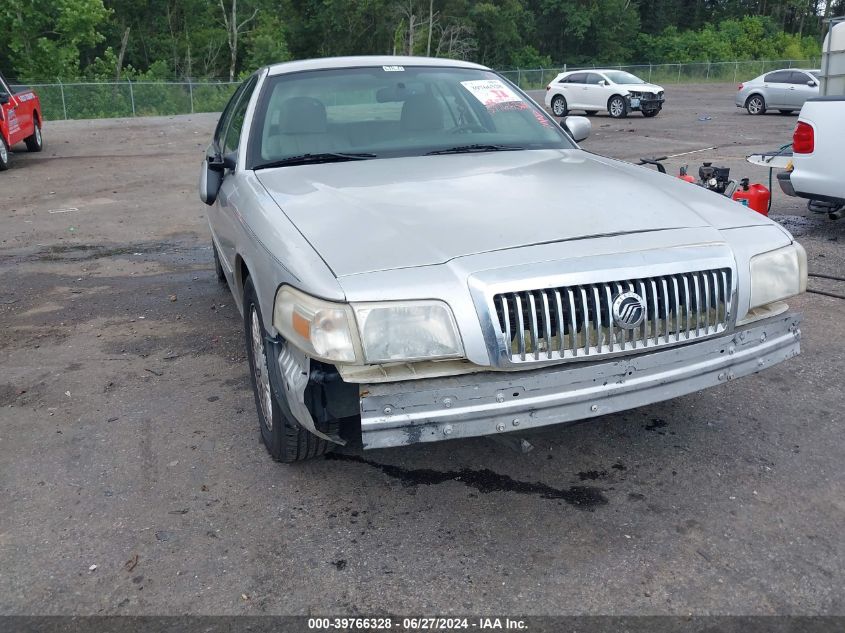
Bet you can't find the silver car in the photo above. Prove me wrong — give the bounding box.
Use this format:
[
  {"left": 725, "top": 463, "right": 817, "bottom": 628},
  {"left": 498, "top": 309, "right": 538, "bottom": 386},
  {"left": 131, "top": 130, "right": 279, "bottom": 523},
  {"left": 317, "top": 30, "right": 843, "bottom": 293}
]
[
  {"left": 200, "top": 56, "right": 806, "bottom": 462},
  {"left": 735, "top": 68, "right": 820, "bottom": 114}
]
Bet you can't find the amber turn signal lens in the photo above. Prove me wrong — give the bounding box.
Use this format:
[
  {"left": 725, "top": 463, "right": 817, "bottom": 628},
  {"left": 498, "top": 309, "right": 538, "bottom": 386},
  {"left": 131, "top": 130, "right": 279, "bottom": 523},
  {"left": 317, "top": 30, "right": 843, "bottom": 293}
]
[{"left": 292, "top": 311, "right": 311, "bottom": 339}]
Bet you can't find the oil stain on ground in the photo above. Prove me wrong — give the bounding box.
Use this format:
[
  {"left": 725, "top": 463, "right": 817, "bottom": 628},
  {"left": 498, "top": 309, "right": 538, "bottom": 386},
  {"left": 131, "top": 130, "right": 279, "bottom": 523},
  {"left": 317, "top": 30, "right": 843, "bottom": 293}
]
[
  {"left": 327, "top": 454, "right": 607, "bottom": 509},
  {"left": 644, "top": 418, "right": 668, "bottom": 432}
]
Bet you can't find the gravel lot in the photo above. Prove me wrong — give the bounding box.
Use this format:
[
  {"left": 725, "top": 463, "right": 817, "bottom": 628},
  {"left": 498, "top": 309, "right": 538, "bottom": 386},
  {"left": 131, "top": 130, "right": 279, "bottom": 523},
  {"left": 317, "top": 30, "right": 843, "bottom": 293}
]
[{"left": 1, "top": 82, "right": 843, "bottom": 616}]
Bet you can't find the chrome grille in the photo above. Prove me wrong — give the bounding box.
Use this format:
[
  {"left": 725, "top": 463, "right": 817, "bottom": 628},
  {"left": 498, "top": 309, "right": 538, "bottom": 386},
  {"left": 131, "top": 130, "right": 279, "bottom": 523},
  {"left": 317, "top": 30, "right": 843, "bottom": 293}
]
[{"left": 493, "top": 269, "right": 732, "bottom": 363}]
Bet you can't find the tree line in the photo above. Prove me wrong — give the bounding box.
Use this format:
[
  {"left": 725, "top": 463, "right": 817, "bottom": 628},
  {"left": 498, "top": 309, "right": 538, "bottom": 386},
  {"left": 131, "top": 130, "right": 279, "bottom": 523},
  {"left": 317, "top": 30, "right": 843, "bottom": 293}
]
[{"left": 1, "top": 0, "right": 839, "bottom": 83}]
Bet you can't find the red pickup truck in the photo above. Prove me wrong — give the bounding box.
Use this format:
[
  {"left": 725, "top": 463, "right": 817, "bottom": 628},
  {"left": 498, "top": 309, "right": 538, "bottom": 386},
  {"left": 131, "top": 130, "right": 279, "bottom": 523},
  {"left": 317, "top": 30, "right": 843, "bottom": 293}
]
[{"left": 0, "top": 71, "right": 44, "bottom": 171}]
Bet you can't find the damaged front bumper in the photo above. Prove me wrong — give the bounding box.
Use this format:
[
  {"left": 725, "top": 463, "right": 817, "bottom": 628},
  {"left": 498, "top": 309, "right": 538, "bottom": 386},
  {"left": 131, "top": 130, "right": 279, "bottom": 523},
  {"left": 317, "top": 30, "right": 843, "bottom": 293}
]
[
  {"left": 359, "top": 312, "right": 802, "bottom": 450},
  {"left": 629, "top": 95, "right": 664, "bottom": 111}
]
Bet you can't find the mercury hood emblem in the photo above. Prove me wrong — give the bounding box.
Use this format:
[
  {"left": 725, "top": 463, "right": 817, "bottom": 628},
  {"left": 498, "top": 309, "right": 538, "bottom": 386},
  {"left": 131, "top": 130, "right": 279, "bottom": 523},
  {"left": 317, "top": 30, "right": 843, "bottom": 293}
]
[{"left": 612, "top": 291, "right": 646, "bottom": 329}]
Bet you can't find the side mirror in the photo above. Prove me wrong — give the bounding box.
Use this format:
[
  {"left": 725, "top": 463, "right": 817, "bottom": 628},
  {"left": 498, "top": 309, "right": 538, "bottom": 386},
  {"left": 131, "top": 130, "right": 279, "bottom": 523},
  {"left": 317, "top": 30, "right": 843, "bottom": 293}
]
[
  {"left": 807, "top": 80, "right": 817, "bottom": 87},
  {"left": 0, "top": 93, "right": 10, "bottom": 105},
  {"left": 199, "top": 156, "right": 224, "bottom": 205},
  {"left": 564, "top": 115, "right": 591, "bottom": 142},
  {"left": 598, "top": 80, "right": 607, "bottom": 86}
]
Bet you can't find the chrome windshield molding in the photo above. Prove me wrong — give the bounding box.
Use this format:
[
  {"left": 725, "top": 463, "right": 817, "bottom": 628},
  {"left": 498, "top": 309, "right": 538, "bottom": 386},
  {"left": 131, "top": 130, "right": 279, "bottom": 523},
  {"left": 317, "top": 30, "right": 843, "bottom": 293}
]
[{"left": 468, "top": 246, "right": 738, "bottom": 369}]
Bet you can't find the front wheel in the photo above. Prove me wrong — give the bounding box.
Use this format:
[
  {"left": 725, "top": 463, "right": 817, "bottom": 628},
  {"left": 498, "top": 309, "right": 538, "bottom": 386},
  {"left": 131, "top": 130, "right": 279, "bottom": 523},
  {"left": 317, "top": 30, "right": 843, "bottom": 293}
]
[
  {"left": 243, "top": 277, "right": 334, "bottom": 462},
  {"left": 25, "top": 121, "right": 43, "bottom": 152},
  {"left": 642, "top": 108, "right": 660, "bottom": 118},
  {"left": 551, "top": 95, "right": 568, "bottom": 117},
  {"left": 608, "top": 96, "right": 628, "bottom": 119},
  {"left": 0, "top": 137, "right": 9, "bottom": 171},
  {"left": 746, "top": 95, "right": 766, "bottom": 115}
]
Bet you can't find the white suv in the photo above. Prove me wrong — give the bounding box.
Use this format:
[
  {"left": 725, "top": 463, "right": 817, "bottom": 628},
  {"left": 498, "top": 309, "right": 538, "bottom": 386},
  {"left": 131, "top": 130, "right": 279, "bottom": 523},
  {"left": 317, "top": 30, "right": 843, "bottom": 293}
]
[{"left": 544, "top": 70, "right": 665, "bottom": 118}]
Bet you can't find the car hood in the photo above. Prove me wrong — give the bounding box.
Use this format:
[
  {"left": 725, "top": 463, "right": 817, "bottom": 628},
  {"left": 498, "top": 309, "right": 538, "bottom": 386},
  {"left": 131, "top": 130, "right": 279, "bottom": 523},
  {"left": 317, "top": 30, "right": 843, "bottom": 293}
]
[
  {"left": 255, "top": 149, "right": 773, "bottom": 277},
  {"left": 618, "top": 83, "right": 663, "bottom": 93}
]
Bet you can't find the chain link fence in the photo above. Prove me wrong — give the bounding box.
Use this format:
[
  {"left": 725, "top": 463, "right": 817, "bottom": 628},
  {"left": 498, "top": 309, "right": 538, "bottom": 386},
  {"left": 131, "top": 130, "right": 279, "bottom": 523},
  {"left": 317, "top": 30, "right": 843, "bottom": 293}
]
[
  {"left": 7, "top": 59, "right": 820, "bottom": 121},
  {"left": 7, "top": 79, "right": 240, "bottom": 121},
  {"left": 499, "top": 59, "right": 820, "bottom": 90}
]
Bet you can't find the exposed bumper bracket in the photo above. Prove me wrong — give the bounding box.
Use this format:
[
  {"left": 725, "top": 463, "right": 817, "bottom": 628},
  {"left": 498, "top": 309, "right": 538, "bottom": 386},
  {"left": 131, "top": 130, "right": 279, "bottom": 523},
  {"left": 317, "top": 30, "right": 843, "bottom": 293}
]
[{"left": 276, "top": 342, "right": 345, "bottom": 445}]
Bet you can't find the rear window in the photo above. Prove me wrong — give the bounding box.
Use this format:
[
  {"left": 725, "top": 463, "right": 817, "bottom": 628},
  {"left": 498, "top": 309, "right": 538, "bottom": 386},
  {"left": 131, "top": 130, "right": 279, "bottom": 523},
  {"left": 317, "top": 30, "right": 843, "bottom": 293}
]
[{"left": 764, "top": 71, "right": 791, "bottom": 83}]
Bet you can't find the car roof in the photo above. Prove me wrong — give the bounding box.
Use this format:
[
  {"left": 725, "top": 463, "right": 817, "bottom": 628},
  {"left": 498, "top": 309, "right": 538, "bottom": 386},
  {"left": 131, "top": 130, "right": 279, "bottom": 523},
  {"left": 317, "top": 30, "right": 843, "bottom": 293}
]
[
  {"left": 266, "top": 56, "right": 489, "bottom": 76},
  {"left": 763, "top": 68, "right": 818, "bottom": 74}
]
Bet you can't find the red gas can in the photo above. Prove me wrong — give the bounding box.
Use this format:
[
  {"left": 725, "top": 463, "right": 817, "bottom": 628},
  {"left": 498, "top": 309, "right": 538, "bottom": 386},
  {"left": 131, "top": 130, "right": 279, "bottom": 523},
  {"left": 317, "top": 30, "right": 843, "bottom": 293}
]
[{"left": 732, "top": 179, "right": 770, "bottom": 216}]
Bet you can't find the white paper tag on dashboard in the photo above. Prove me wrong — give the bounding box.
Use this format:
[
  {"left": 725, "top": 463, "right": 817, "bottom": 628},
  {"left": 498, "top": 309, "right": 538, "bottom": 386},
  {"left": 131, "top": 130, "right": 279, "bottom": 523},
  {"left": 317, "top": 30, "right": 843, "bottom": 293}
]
[{"left": 460, "top": 79, "right": 521, "bottom": 107}]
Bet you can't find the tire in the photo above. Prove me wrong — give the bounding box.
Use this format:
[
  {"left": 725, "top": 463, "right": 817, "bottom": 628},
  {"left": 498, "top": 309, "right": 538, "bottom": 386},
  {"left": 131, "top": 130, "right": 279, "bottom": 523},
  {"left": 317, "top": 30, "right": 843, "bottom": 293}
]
[
  {"left": 212, "top": 242, "right": 226, "bottom": 283},
  {"left": 641, "top": 108, "right": 660, "bottom": 118},
  {"left": 243, "top": 276, "right": 334, "bottom": 462},
  {"left": 778, "top": 110, "right": 794, "bottom": 115},
  {"left": 746, "top": 95, "right": 766, "bottom": 115},
  {"left": 24, "top": 119, "right": 43, "bottom": 152},
  {"left": 0, "top": 137, "right": 9, "bottom": 171},
  {"left": 550, "top": 95, "right": 568, "bottom": 117},
  {"left": 584, "top": 110, "right": 598, "bottom": 116},
  {"left": 608, "top": 95, "right": 628, "bottom": 119}
]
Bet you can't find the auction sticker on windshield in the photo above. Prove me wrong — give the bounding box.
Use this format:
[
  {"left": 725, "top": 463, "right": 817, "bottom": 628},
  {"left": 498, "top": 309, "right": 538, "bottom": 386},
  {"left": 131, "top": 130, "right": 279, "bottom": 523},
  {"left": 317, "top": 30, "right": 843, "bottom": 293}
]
[{"left": 460, "top": 79, "right": 524, "bottom": 111}]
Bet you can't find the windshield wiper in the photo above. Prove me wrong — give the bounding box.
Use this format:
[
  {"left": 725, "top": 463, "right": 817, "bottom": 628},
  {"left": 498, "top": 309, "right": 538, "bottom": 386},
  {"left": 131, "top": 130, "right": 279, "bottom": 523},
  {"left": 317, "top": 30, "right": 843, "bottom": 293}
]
[
  {"left": 426, "top": 144, "right": 524, "bottom": 156},
  {"left": 254, "top": 152, "right": 377, "bottom": 170}
]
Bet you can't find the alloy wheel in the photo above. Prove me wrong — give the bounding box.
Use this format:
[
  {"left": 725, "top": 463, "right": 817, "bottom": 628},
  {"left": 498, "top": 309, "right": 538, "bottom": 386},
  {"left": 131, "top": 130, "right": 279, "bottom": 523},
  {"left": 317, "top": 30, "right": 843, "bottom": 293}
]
[
  {"left": 250, "top": 306, "right": 273, "bottom": 430},
  {"left": 609, "top": 98, "right": 625, "bottom": 117}
]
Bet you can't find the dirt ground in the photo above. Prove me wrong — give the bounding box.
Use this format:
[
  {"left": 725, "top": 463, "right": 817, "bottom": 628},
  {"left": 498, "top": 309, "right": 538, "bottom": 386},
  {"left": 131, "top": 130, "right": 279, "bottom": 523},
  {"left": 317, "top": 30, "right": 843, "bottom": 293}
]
[{"left": 1, "top": 83, "right": 843, "bottom": 616}]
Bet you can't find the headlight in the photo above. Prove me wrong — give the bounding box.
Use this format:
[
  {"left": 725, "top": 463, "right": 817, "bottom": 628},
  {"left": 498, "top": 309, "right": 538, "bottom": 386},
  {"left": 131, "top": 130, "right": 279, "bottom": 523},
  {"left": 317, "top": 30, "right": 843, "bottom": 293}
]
[
  {"left": 273, "top": 286, "right": 359, "bottom": 363},
  {"left": 749, "top": 243, "right": 807, "bottom": 310},
  {"left": 353, "top": 301, "right": 464, "bottom": 364}
]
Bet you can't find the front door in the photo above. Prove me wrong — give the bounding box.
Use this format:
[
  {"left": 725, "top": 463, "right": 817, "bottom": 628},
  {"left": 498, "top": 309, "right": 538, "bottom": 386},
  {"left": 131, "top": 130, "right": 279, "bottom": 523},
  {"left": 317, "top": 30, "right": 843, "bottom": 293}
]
[
  {"left": 0, "top": 74, "right": 23, "bottom": 146},
  {"left": 785, "top": 71, "right": 818, "bottom": 109},
  {"left": 584, "top": 73, "right": 612, "bottom": 109},
  {"left": 213, "top": 76, "right": 258, "bottom": 272}
]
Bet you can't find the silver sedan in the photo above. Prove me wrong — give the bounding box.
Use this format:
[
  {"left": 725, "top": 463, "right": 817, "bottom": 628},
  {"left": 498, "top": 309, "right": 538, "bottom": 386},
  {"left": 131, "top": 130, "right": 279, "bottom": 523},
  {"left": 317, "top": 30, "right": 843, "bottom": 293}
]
[
  {"left": 200, "top": 56, "right": 806, "bottom": 461},
  {"left": 735, "top": 68, "right": 820, "bottom": 114}
]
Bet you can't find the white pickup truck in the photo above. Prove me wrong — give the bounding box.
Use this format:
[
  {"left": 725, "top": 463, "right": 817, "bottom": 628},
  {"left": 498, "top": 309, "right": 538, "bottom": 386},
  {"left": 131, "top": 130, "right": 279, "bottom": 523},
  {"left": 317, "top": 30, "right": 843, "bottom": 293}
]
[
  {"left": 776, "top": 96, "right": 845, "bottom": 219},
  {"left": 776, "top": 19, "right": 845, "bottom": 219}
]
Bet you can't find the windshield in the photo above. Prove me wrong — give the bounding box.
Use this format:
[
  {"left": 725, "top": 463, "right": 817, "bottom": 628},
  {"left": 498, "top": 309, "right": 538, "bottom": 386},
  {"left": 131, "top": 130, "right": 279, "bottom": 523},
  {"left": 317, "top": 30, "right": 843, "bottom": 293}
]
[
  {"left": 603, "top": 71, "right": 645, "bottom": 85},
  {"left": 247, "top": 66, "right": 573, "bottom": 168}
]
